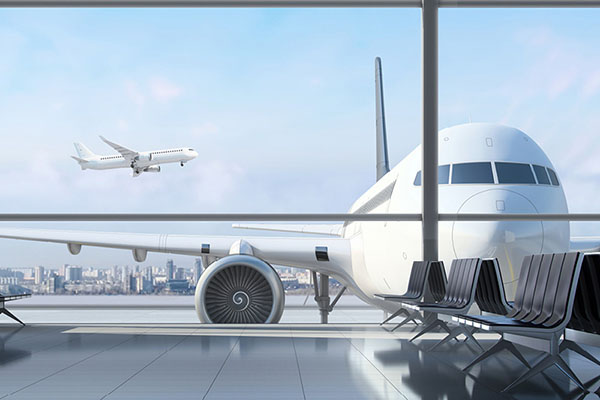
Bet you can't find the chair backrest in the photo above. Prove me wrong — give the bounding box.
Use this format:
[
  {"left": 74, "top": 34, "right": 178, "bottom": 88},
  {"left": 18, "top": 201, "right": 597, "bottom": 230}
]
[
  {"left": 541, "top": 252, "right": 583, "bottom": 328},
  {"left": 512, "top": 254, "right": 544, "bottom": 320},
  {"left": 475, "top": 258, "right": 511, "bottom": 315},
  {"left": 440, "top": 258, "right": 481, "bottom": 309},
  {"left": 427, "top": 261, "right": 447, "bottom": 302},
  {"left": 459, "top": 258, "right": 483, "bottom": 307},
  {"left": 404, "top": 261, "right": 429, "bottom": 299},
  {"left": 507, "top": 255, "right": 534, "bottom": 318},
  {"left": 521, "top": 254, "right": 554, "bottom": 323},
  {"left": 444, "top": 259, "right": 469, "bottom": 305},
  {"left": 568, "top": 253, "right": 600, "bottom": 333}
]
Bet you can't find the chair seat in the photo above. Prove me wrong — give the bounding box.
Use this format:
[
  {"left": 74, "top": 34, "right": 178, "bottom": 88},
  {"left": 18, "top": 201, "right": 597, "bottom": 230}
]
[{"left": 375, "top": 293, "right": 420, "bottom": 302}]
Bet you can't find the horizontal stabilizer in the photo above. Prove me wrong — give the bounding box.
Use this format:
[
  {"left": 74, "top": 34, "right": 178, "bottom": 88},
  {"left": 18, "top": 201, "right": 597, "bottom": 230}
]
[
  {"left": 71, "top": 156, "right": 89, "bottom": 163},
  {"left": 232, "top": 224, "right": 343, "bottom": 237}
]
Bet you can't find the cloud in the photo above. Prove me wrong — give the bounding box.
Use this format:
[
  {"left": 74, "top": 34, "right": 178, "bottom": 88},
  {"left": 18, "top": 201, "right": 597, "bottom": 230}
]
[{"left": 149, "top": 77, "right": 183, "bottom": 102}]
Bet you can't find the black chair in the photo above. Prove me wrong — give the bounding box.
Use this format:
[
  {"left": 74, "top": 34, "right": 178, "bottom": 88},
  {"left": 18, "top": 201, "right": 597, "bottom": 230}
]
[
  {"left": 0, "top": 293, "right": 31, "bottom": 326},
  {"left": 376, "top": 261, "right": 429, "bottom": 324},
  {"left": 402, "top": 258, "right": 482, "bottom": 344},
  {"left": 433, "top": 258, "right": 512, "bottom": 351},
  {"left": 376, "top": 261, "right": 447, "bottom": 330},
  {"left": 459, "top": 252, "right": 585, "bottom": 392},
  {"left": 560, "top": 253, "right": 600, "bottom": 382}
]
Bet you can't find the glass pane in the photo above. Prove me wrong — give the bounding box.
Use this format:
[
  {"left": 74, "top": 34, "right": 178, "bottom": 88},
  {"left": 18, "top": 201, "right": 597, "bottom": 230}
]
[
  {"left": 548, "top": 168, "right": 560, "bottom": 186},
  {"left": 413, "top": 166, "right": 449, "bottom": 186},
  {"left": 439, "top": 165, "right": 450, "bottom": 184},
  {"left": 495, "top": 162, "right": 536, "bottom": 184},
  {"left": 414, "top": 171, "right": 421, "bottom": 186},
  {"left": 533, "top": 164, "right": 550, "bottom": 185},
  {"left": 452, "top": 162, "right": 494, "bottom": 184}
]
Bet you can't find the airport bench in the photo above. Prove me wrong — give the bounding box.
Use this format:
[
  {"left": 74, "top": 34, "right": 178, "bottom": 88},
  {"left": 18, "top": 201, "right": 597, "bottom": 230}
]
[
  {"left": 458, "top": 252, "right": 587, "bottom": 392},
  {"left": 375, "top": 260, "right": 447, "bottom": 330},
  {"left": 0, "top": 293, "right": 31, "bottom": 325},
  {"left": 432, "top": 258, "right": 512, "bottom": 351},
  {"left": 400, "top": 258, "right": 483, "bottom": 344}
]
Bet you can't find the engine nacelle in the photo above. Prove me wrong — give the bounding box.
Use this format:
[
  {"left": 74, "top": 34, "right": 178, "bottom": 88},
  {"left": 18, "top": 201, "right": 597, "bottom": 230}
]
[
  {"left": 194, "top": 254, "right": 285, "bottom": 324},
  {"left": 143, "top": 166, "right": 161, "bottom": 173}
]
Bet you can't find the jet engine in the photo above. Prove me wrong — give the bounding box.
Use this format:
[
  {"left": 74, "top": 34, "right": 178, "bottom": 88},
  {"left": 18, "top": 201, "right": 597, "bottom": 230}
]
[
  {"left": 194, "top": 254, "right": 285, "bottom": 324},
  {"left": 143, "top": 166, "right": 161, "bottom": 173}
]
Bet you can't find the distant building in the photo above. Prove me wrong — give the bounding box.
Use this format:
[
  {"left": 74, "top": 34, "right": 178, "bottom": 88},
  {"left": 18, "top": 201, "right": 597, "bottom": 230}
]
[
  {"left": 166, "top": 259, "right": 175, "bottom": 280},
  {"left": 65, "top": 266, "right": 83, "bottom": 282},
  {"left": 47, "top": 274, "right": 64, "bottom": 293},
  {"left": 34, "top": 266, "right": 44, "bottom": 285},
  {"left": 193, "top": 258, "right": 203, "bottom": 285},
  {"left": 165, "top": 279, "right": 189, "bottom": 293},
  {"left": 175, "top": 267, "right": 185, "bottom": 280}
]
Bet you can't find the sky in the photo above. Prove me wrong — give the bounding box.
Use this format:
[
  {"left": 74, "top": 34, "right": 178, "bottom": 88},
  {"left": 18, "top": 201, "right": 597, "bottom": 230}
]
[{"left": 0, "top": 8, "right": 599, "bottom": 269}]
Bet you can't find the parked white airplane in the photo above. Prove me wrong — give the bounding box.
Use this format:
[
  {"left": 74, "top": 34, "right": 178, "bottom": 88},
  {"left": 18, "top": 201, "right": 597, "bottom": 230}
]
[
  {"left": 1, "top": 59, "right": 598, "bottom": 324},
  {"left": 72, "top": 136, "right": 198, "bottom": 177}
]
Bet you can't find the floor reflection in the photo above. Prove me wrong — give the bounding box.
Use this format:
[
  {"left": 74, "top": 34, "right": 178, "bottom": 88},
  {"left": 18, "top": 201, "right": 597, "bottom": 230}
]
[{"left": 0, "top": 326, "right": 31, "bottom": 367}]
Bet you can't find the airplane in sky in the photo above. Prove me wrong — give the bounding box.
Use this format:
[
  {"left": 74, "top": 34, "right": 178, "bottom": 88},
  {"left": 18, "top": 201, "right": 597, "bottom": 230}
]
[
  {"left": 71, "top": 136, "right": 198, "bottom": 177},
  {"left": 1, "top": 58, "right": 599, "bottom": 324}
]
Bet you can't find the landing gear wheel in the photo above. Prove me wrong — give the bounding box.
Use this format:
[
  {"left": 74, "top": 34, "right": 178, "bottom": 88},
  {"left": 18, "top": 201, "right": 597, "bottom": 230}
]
[{"left": 180, "top": 162, "right": 184, "bottom": 167}]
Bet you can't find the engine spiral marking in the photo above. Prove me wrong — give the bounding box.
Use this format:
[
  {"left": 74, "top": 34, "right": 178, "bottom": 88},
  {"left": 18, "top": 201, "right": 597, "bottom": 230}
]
[{"left": 232, "top": 290, "right": 250, "bottom": 311}]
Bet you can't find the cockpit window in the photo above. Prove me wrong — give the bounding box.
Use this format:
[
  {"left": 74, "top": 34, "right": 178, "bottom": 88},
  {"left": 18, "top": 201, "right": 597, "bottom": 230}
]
[
  {"left": 547, "top": 168, "right": 560, "bottom": 186},
  {"left": 495, "top": 162, "right": 536, "bottom": 184},
  {"left": 452, "top": 162, "right": 494, "bottom": 184},
  {"left": 532, "top": 164, "right": 550, "bottom": 185},
  {"left": 413, "top": 164, "right": 450, "bottom": 186},
  {"left": 439, "top": 164, "right": 450, "bottom": 184}
]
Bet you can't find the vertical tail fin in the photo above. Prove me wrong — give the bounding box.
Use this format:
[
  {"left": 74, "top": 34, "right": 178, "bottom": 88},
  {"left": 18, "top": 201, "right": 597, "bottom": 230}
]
[
  {"left": 73, "top": 142, "right": 95, "bottom": 159},
  {"left": 375, "top": 57, "right": 390, "bottom": 182}
]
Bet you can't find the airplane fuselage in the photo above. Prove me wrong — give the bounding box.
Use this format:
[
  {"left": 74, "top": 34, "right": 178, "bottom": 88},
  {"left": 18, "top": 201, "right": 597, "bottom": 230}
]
[
  {"left": 81, "top": 148, "right": 198, "bottom": 171},
  {"left": 335, "top": 123, "right": 569, "bottom": 312}
]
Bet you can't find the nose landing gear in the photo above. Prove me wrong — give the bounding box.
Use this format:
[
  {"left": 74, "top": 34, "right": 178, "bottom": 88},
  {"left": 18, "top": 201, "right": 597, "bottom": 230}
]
[{"left": 180, "top": 162, "right": 185, "bottom": 167}]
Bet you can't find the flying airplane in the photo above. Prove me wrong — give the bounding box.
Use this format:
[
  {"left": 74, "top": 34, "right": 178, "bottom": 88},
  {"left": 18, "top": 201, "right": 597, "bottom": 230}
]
[
  {"left": 1, "top": 58, "right": 599, "bottom": 324},
  {"left": 71, "top": 136, "right": 198, "bottom": 177}
]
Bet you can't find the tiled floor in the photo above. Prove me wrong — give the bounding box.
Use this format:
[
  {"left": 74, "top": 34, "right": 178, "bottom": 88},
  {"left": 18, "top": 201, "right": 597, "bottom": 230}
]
[{"left": 0, "top": 323, "right": 599, "bottom": 399}]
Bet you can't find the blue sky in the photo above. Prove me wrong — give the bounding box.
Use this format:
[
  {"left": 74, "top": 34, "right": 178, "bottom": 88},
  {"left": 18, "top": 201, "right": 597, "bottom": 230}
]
[{"left": 0, "top": 8, "right": 599, "bottom": 268}]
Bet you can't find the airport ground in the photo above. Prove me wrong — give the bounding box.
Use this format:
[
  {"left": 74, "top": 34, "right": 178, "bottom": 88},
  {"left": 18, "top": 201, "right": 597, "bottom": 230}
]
[{"left": 0, "top": 296, "right": 599, "bottom": 399}]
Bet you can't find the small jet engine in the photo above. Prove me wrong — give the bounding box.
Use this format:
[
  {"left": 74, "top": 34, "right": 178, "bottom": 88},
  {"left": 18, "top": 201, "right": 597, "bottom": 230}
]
[{"left": 194, "top": 254, "right": 285, "bottom": 324}]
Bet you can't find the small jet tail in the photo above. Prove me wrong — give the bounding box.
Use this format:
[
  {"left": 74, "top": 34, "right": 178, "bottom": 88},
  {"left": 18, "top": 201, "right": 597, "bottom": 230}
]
[
  {"left": 71, "top": 155, "right": 89, "bottom": 170},
  {"left": 73, "top": 142, "right": 95, "bottom": 159}
]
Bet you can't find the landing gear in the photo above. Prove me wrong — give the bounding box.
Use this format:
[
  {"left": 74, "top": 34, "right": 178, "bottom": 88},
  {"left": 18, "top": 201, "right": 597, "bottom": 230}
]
[
  {"left": 180, "top": 162, "right": 184, "bottom": 167},
  {"left": 311, "top": 272, "right": 346, "bottom": 324}
]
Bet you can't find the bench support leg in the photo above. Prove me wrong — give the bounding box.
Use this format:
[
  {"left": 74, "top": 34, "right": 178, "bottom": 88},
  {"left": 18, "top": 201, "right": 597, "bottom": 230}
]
[
  {"left": 431, "top": 326, "right": 483, "bottom": 352},
  {"left": 560, "top": 340, "right": 600, "bottom": 368},
  {"left": 390, "top": 310, "right": 424, "bottom": 331},
  {"left": 409, "top": 319, "right": 451, "bottom": 342},
  {"left": 380, "top": 307, "right": 410, "bottom": 325},
  {"left": 463, "top": 338, "right": 530, "bottom": 371},
  {"left": 0, "top": 308, "right": 25, "bottom": 326},
  {"left": 503, "top": 353, "right": 586, "bottom": 393}
]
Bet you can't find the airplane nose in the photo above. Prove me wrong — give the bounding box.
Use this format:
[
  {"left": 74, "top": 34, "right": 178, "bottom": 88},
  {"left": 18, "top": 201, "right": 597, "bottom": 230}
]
[{"left": 451, "top": 189, "right": 544, "bottom": 299}]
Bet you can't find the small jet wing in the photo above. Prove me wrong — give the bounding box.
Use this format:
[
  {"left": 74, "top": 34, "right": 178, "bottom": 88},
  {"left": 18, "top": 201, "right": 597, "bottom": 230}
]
[
  {"left": 99, "top": 136, "right": 138, "bottom": 162},
  {"left": 570, "top": 236, "right": 600, "bottom": 252},
  {"left": 233, "top": 223, "right": 343, "bottom": 237}
]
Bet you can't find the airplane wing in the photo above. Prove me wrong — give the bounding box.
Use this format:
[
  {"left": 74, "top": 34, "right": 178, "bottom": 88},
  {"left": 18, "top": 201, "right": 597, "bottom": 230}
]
[
  {"left": 0, "top": 228, "right": 353, "bottom": 283},
  {"left": 99, "top": 136, "right": 138, "bottom": 162},
  {"left": 570, "top": 236, "right": 600, "bottom": 252},
  {"left": 232, "top": 223, "right": 343, "bottom": 236}
]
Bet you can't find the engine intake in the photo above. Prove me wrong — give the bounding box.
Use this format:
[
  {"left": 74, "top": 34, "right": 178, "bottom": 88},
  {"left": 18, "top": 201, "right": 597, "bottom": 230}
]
[{"left": 195, "top": 254, "right": 285, "bottom": 324}]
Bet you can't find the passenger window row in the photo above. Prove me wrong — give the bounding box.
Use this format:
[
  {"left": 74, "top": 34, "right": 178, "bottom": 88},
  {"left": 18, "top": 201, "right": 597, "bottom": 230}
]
[{"left": 413, "top": 162, "right": 559, "bottom": 186}]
